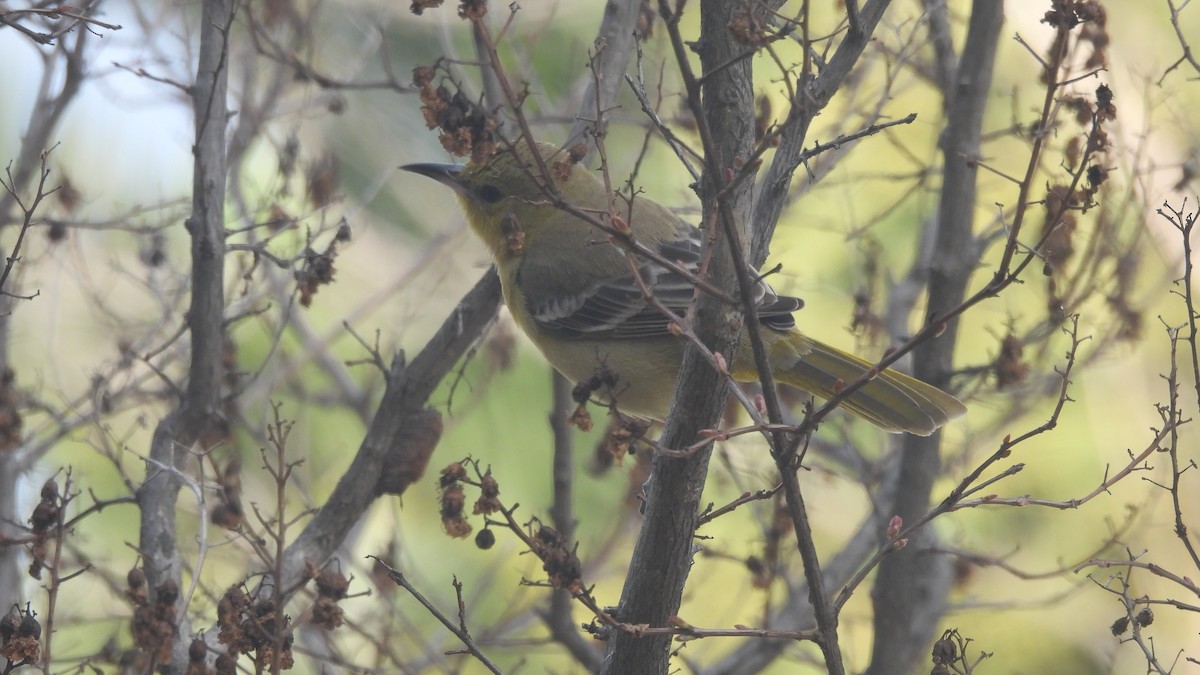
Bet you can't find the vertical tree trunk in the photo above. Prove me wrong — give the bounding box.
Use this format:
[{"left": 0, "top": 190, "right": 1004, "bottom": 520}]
[
  {"left": 135, "top": 0, "right": 235, "bottom": 669},
  {"left": 866, "top": 3, "right": 1004, "bottom": 673},
  {"left": 599, "top": 0, "right": 757, "bottom": 672}
]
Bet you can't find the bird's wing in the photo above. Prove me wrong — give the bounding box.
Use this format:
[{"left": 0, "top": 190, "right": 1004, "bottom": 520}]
[{"left": 525, "top": 221, "right": 802, "bottom": 340}]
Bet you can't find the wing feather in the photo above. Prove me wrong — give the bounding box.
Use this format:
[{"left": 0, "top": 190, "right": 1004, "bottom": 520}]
[{"left": 526, "top": 220, "right": 802, "bottom": 340}]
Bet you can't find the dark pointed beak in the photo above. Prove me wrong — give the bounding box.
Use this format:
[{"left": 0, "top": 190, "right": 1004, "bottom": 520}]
[{"left": 401, "top": 162, "right": 465, "bottom": 191}]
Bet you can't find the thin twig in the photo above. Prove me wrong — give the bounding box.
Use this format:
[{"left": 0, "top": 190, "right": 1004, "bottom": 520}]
[{"left": 373, "top": 559, "right": 503, "bottom": 675}]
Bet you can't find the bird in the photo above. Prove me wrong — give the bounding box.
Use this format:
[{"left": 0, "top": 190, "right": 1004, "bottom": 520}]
[{"left": 403, "top": 141, "right": 965, "bottom": 435}]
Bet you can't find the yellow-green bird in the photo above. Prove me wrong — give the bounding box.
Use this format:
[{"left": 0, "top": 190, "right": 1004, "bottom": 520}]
[{"left": 404, "top": 142, "right": 965, "bottom": 435}]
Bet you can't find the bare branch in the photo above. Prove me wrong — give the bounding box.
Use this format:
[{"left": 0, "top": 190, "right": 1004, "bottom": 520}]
[
  {"left": 1159, "top": 0, "right": 1200, "bottom": 83},
  {"left": 566, "top": 0, "right": 645, "bottom": 151},
  {"left": 866, "top": 3, "right": 1003, "bottom": 672},
  {"left": 135, "top": 1, "right": 236, "bottom": 669},
  {"left": 603, "top": 0, "right": 772, "bottom": 670},
  {"left": 373, "top": 558, "right": 502, "bottom": 674},
  {"left": 278, "top": 270, "right": 502, "bottom": 588}
]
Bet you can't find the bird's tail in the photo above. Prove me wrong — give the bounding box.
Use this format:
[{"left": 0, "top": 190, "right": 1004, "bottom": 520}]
[{"left": 772, "top": 334, "right": 966, "bottom": 436}]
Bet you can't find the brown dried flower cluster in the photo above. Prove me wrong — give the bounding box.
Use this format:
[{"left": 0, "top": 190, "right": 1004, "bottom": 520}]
[
  {"left": 409, "top": 0, "right": 444, "bottom": 15},
  {"left": 1041, "top": 84, "right": 1116, "bottom": 268},
  {"left": 550, "top": 143, "right": 587, "bottom": 183},
  {"left": 413, "top": 65, "right": 498, "bottom": 164},
  {"left": 296, "top": 240, "right": 339, "bottom": 307},
  {"left": 472, "top": 468, "right": 502, "bottom": 516},
  {"left": 306, "top": 153, "right": 339, "bottom": 210},
  {"left": 216, "top": 585, "right": 295, "bottom": 672},
  {"left": 1041, "top": 1, "right": 1110, "bottom": 87},
  {"left": 1070, "top": 1, "right": 1110, "bottom": 70},
  {"left": 131, "top": 578, "right": 179, "bottom": 666},
  {"left": 569, "top": 364, "right": 622, "bottom": 431},
  {"left": 457, "top": 0, "right": 487, "bottom": 20},
  {"left": 26, "top": 479, "right": 60, "bottom": 580},
  {"left": 1039, "top": 184, "right": 1080, "bottom": 277},
  {"left": 409, "top": 0, "right": 487, "bottom": 19},
  {"left": 435, "top": 460, "right": 509, "bottom": 547},
  {"left": 993, "top": 334, "right": 1029, "bottom": 389},
  {"left": 1040, "top": 83, "right": 1124, "bottom": 328},
  {"left": 439, "top": 462, "right": 473, "bottom": 538},
  {"left": 185, "top": 637, "right": 211, "bottom": 675},
  {"left": 930, "top": 630, "right": 959, "bottom": 674},
  {"left": 311, "top": 563, "right": 350, "bottom": 631},
  {"left": 0, "top": 604, "right": 41, "bottom": 667},
  {"left": 1042, "top": 0, "right": 1105, "bottom": 30},
  {"left": 1109, "top": 607, "right": 1154, "bottom": 637},
  {"left": 529, "top": 525, "right": 583, "bottom": 591},
  {"left": 595, "top": 416, "right": 650, "bottom": 466}
]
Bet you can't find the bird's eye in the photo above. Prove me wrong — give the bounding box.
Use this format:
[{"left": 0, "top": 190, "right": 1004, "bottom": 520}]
[{"left": 478, "top": 184, "right": 503, "bottom": 203}]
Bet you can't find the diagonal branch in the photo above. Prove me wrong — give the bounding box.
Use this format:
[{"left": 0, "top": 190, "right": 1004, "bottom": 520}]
[
  {"left": 566, "top": 0, "right": 645, "bottom": 151},
  {"left": 749, "top": 0, "right": 894, "bottom": 264},
  {"left": 278, "top": 270, "right": 502, "bottom": 588}
]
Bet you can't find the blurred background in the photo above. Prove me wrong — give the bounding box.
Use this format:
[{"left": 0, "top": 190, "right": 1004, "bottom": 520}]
[{"left": 1, "top": 0, "right": 1199, "bottom": 672}]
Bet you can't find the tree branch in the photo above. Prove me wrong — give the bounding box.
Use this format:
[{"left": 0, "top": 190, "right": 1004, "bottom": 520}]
[
  {"left": 749, "top": 0, "right": 893, "bottom": 264},
  {"left": 135, "top": 0, "right": 235, "bottom": 670},
  {"left": 565, "top": 0, "right": 646, "bottom": 151},
  {"left": 600, "top": 0, "right": 756, "bottom": 671},
  {"left": 278, "top": 270, "right": 502, "bottom": 588},
  {"left": 865, "top": 2, "right": 1002, "bottom": 673}
]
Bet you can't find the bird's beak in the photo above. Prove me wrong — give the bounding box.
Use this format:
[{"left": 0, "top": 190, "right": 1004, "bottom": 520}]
[{"left": 401, "top": 162, "right": 468, "bottom": 195}]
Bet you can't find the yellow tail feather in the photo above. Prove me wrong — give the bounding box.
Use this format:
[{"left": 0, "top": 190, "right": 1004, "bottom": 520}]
[{"left": 775, "top": 335, "right": 967, "bottom": 436}]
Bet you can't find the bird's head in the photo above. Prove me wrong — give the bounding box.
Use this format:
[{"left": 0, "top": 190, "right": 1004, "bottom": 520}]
[{"left": 403, "top": 141, "right": 604, "bottom": 257}]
